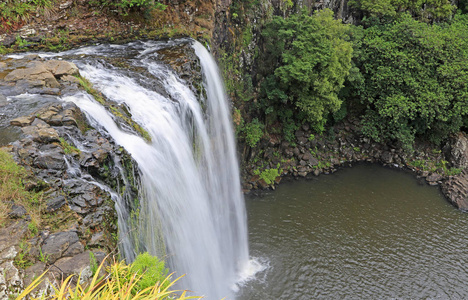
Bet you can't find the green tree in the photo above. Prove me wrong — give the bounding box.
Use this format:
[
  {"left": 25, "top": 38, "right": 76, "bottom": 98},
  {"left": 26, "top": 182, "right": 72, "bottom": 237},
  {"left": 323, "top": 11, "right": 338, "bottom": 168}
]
[
  {"left": 349, "top": 0, "right": 455, "bottom": 21},
  {"left": 350, "top": 13, "right": 468, "bottom": 149},
  {"left": 260, "top": 9, "right": 353, "bottom": 132}
]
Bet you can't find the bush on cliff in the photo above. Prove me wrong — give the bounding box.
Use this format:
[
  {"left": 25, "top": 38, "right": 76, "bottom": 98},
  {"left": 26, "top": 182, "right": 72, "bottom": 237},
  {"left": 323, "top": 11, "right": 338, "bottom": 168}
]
[
  {"left": 259, "top": 9, "right": 353, "bottom": 134},
  {"left": 349, "top": 0, "right": 455, "bottom": 21},
  {"left": 348, "top": 13, "right": 468, "bottom": 149}
]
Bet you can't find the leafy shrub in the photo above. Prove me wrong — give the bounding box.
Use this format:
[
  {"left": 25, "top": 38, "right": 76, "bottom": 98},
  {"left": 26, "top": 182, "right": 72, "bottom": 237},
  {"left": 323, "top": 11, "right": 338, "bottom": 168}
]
[
  {"left": 350, "top": 13, "right": 468, "bottom": 149},
  {"left": 349, "top": 0, "right": 455, "bottom": 21},
  {"left": 243, "top": 118, "right": 264, "bottom": 148},
  {"left": 128, "top": 252, "right": 169, "bottom": 293},
  {"left": 259, "top": 167, "right": 281, "bottom": 185}
]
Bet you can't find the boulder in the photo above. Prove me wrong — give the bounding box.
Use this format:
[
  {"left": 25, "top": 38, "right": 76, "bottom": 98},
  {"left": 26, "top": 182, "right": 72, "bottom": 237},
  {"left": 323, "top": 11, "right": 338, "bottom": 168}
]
[
  {"left": 22, "top": 125, "right": 60, "bottom": 144},
  {"left": 33, "top": 145, "right": 65, "bottom": 170},
  {"left": 10, "top": 116, "right": 35, "bottom": 127},
  {"left": 41, "top": 231, "right": 81, "bottom": 264},
  {"left": 44, "top": 60, "right": 79, "bottom": 77},
  {"left": 302, "top": 152, "right": 319, "bottom": 166},
  {"left": 381, "top": 151, "right": 393, "bottom": 164},
  {"left": 8, "top": 204, "right": 27, "bottom": 219},
  {"left": 51, "top": 250, "right": 105, "bottom": 283},
  {"left": 52, "top": 252, "right": 92, "bottom": 283},
  {"left": 23, "top": 262, "right": 46, "bottom": 288},
  {"left": 4, "top": 62, "right": 60, "bottom": 88},
  {"left": 46, "top": 192, "right": 67, "bottom": 212},
  {"left": 426, "top": 173, "right": 443, "bottom": 183}
]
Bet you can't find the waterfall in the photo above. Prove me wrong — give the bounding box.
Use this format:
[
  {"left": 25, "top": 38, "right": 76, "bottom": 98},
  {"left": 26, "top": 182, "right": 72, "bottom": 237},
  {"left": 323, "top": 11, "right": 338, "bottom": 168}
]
[{"left": 59, "top": 39, "right": 249, "bottom": 299}]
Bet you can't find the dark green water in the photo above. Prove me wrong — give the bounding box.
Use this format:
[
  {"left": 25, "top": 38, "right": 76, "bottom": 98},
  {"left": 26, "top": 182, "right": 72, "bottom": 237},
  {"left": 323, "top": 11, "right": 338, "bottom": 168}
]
[{"left": 239, "top": 164, "right": 468, "bottom": 299}]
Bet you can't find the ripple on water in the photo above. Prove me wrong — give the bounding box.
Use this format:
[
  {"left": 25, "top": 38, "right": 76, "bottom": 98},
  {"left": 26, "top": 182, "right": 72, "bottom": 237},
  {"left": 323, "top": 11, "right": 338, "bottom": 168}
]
[{"left": 239, "top": 164, "right": 468, "bottom": 300}]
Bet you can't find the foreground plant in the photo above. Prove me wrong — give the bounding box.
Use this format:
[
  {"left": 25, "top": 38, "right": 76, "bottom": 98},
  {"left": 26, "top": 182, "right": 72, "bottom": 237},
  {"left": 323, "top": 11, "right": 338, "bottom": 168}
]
[{"left": 17, "top": 254, "right": 201, "bottom": 300}]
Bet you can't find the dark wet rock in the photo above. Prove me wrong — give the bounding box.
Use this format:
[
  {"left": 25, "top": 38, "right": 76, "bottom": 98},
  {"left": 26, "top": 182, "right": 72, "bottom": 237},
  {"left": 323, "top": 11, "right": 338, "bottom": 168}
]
[
  {"left": 381, "top": 151, "right": 393, "bottom": 164},
  {"left": 41, "top": 231, "right": 80, "bottom": 264},
  {"left": 8, "top": 204, "right": 27, "bottom": 219},
  {"left": 33, "top": 146, "right": 65, "bottom": 170},
  {"left": 62, "top": 242, "right": 85, "bottom": 258},
  {"left": 449, "top": 132, "right": 468, "bottom": 169},
  {"left": 427, "top": 173, "right": 443, "bottom": 183},
  {"left": 302, "top": 152, "right": 318, "bottom": 166},
  {"left": 258, "top": 179, "right": 269, "bottom": 189},
  {"left": 65, "top": 182, "right": 108, "bottom": 214},
  {"left": 0, "top": 35, "right": 16, "bottom": 47},
  {"left": 442, "top": 170, "right": 468, "bottom": 210},
  {"left": 46, "top": 192, "right": 67, "bottom": 212}
]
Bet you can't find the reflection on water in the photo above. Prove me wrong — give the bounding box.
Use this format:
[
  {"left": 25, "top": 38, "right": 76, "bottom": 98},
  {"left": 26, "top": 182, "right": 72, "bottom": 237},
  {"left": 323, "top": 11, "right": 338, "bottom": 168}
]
[{"left": 239, "top": 164, "right": 468, "bottom": 299}]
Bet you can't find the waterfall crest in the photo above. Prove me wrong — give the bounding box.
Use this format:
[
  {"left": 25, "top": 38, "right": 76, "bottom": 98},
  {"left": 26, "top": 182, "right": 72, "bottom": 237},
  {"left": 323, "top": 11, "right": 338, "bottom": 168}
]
[{"left": 60, "top": 39, "right": 249, "bottom": 299}]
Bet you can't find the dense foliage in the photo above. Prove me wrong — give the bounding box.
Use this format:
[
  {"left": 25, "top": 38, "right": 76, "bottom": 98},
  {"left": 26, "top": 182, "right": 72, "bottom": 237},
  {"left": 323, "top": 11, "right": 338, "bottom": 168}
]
[
  {"left": 349, "top": 0, "right": 455, "bottom": 21},
  {"left": 0, "top": 0, "right": 54, "bottom": 32},
  {"left": 246, "top": 2, "right": 468, "bottom": 151},
  {"left": 350, "top": 13, "right": 468, "bottom": 149},
  {"left": 259, "top": 9, "right": 353, "bottom": 134}
]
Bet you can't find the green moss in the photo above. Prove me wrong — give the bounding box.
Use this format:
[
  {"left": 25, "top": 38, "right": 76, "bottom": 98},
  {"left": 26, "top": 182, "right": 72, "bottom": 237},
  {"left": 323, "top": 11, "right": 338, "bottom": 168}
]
[
  {"left": 58, "top": 138, "right": 80, "bottom": 155},
  {"left": 77, "top": 75, "right": 152, "bottom": 143}
]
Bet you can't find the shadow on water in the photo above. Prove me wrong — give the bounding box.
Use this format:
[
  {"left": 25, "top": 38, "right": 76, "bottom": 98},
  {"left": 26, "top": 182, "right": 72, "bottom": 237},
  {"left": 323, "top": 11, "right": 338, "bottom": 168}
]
[{"left": 239, "top": 164, "right": 468, "bottom": 299}]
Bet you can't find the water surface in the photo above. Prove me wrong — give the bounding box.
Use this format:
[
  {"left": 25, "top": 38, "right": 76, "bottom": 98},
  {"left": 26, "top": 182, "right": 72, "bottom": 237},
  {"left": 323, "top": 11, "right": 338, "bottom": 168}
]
[{"left": 239, "top": 164, "right": 468, "bottom": 299}]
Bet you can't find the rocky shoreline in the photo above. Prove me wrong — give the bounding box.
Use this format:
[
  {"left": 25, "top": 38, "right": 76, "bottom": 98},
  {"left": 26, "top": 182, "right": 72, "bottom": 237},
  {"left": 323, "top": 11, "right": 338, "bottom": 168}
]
[{"left": 242, "top": 118, "right": 468, "bottom": 211}]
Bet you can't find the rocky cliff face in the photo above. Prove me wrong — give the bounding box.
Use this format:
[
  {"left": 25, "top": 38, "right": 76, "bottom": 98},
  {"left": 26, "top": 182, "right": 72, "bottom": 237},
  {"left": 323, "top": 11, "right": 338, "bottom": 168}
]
[{"left": 0, "top": 56, "right": 138, "bottom": 298}]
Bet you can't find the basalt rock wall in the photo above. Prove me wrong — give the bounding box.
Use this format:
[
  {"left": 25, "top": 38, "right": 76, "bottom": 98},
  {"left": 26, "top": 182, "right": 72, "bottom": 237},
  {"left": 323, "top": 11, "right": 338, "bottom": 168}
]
[{"left": 0, "top": 55, "right": 139, "bottom": 299}]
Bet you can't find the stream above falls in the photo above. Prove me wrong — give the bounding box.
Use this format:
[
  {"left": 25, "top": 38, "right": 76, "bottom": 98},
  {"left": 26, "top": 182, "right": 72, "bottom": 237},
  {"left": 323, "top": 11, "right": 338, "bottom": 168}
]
[{"left": 239, "top": 164, "right": 468, "bottom": 299}]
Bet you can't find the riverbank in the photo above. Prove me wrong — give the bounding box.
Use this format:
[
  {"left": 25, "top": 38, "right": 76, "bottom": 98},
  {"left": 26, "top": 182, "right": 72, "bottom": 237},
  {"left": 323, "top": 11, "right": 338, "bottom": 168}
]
[{"left": 241, "top": 117, "right": 468, "bottom": 211}]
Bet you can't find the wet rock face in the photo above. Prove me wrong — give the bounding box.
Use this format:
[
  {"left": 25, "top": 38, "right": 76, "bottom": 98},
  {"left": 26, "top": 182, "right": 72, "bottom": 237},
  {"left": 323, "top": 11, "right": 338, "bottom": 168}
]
[
  {"left": 449, "top": 132, "right": 468, "bottom": 169},
  {"left": 441, "top": 132, "right": 468, "bottom": 210},
  {"left": 153, "top": 41, "right": 204, "bottom": 99},
  {"left": 0, "top": 56, "right": 134, "bottom": 298},
  {"left": 442, "top": 171, "right": 468, "bottom": 210}
]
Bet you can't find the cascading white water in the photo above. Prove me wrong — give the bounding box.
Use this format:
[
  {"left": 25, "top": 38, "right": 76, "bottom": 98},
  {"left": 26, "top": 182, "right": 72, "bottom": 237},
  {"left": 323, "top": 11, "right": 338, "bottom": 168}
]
[{"left": 59, "top": 40, "right": 249, "bottom": 299}]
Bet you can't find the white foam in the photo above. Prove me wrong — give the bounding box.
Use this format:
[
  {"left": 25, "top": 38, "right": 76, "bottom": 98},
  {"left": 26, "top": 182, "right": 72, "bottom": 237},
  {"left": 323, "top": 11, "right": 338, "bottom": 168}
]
[{"left": 232, "top": 257, "right": 270, "bottom": 292}]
